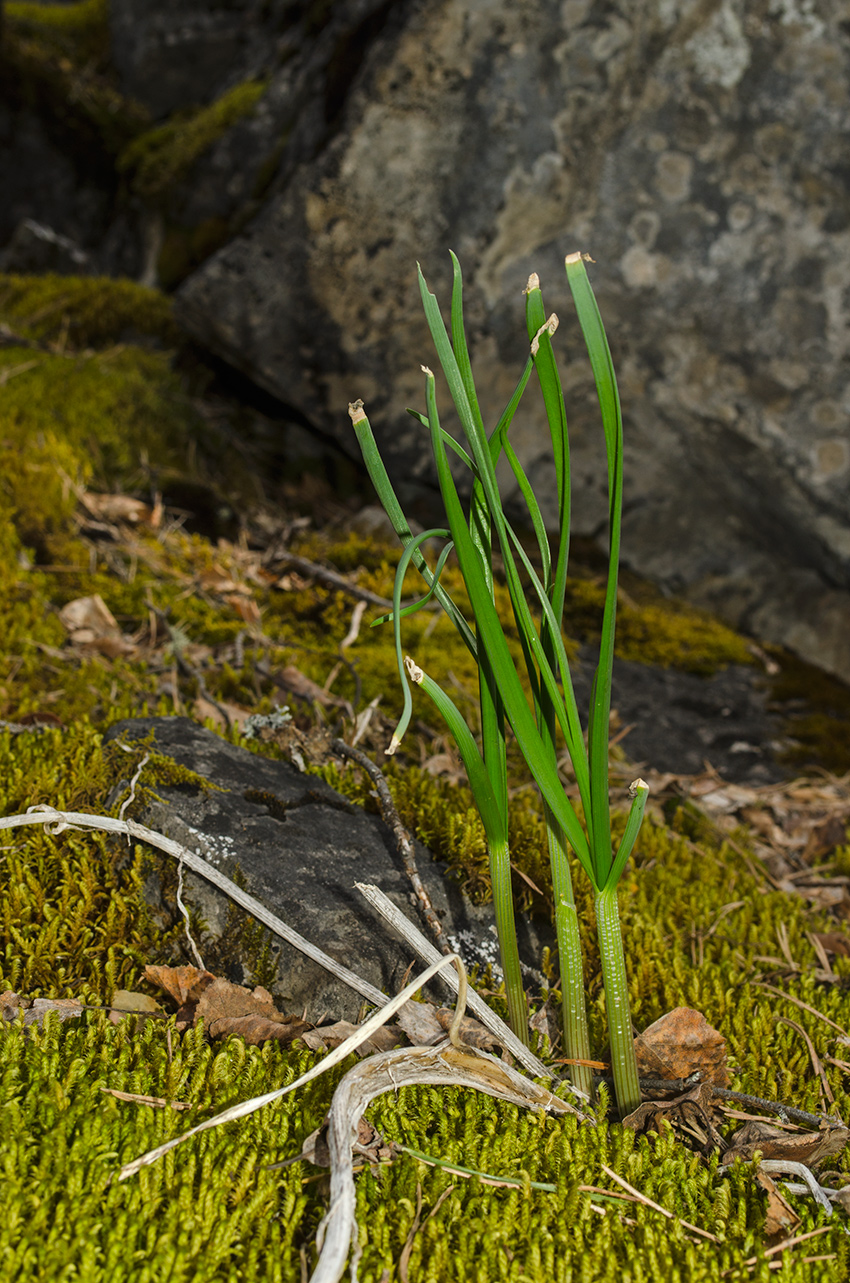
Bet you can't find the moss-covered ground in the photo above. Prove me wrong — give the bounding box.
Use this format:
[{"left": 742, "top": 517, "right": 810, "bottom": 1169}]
[{"left": 3, "top": 272, "right": 850, "bottom": 1278}]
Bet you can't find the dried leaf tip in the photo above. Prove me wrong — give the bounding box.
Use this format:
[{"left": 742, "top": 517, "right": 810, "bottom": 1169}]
[
  {"left": 565, "top": 251, "right": 595, "bottom": 265},
  {"left": 348, "top": 400, "right": 367, "bottom": 425},
  {"left": 523, "top": 272, "right": 540, "bottom": 294},
  {"left": 629, "top": 777, "right": 649, "bottom": 798},
  {"left": 530, "top": 313, "right": 559, "bottom": 356},
  {"left": 385, "top": 733, "right": 401, "bottom": 757},
  {"left": 404, "top": 655, "right": 424, "bottom": 684},
  {"left": 420, "top": 365, "right": 434, "bottom": 378}
]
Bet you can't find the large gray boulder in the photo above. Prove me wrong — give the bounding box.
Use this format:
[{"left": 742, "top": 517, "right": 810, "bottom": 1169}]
[{"left": 174, "top": 0, "right": 850, "bottom": 681}]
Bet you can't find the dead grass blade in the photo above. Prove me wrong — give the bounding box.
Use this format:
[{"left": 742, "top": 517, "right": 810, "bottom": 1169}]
[{"left": 599, "top": 1163, "right": 719, "bottom": 1243}]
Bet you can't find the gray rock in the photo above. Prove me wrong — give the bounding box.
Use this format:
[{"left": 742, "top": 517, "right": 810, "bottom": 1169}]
[
  {"left": 103, "top": 716, "right": 544, "bottom": 1021},
  {"left": 108, "top": 0, "right": 401, "bottom": 122},
  {"left": 174, "top": 0, "right": 850, "bottom": 682},
  {"left": 108, "top": 0, "right": 289, "bottom": 120}
]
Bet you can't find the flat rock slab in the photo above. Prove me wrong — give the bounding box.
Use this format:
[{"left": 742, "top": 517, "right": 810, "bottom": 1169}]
[
  {"left": 573, "top": 648, "right": 788, "bottom": 784},
  {"left": 104, "top": 717, "right": 545, "bottom": 1022}
]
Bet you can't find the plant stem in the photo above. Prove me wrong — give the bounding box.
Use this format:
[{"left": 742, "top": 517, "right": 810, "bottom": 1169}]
[
  {"left": 594, "top": 885, "right": 640, "bottom": 1116},
  {"left": 489, "top": 836, "right": 529, "bottom": 1045},
  {"left": 545, "top": 809, "right": 592, "bottom": 1099}
]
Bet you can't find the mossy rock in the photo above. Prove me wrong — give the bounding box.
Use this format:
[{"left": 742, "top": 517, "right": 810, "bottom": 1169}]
[
  {"left": 1, "top": 0, "right": 149, "bottom": 159},
  {"left": 117, "top": 79, "right": 269, "bottom": 201},
  {"left": 4, "top": 0, "right": 111, "bottom": 67}
]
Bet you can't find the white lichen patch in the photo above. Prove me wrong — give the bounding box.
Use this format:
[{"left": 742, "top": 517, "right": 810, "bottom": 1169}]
[
  {"left": 685, "top": 1, "right": 751, "bottom": 90},
  {"left": 180, "top": 822, "right": 238, "bottom": 868}
]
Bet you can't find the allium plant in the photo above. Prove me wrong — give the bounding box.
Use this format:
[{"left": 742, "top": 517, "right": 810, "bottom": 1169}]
[{"left": 349, "top": 252, "right": 648, "bottom": 1115}]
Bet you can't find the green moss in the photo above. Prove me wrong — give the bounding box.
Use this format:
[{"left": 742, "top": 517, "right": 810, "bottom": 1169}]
[
  {"left": 0, "top": 719, "right": 181, "bottom": 997},
  {"left": 0, "top": 1016, "right": 339, "bottom": 1279},
  {"left": 563, "top": 578, "right": 753, "bottom": 675},
  {"left": 0, "top": 346, "right": 200, "bottom": 562},
  {"left": 156, "top": 215, "right": 232, "bottom": 291},
  {"left": 768, "top": 651, "right": 850, "bottom": 772},
  {"left": 0, "top": 274, "right": 202, "bottom": 565},
  {"left": 4, "top": 0, "right": 110, "bottom": 68},
  {"left": 1, "top": 1010, "right": 848, "bottom": 1279},
  {"left": 0, "top": 274, "right": 179, "bottom": 349},
  {"left": 3, "top": 271, "right": 850, "bottom": 1277},
  {"left": 118, "top": 79, "right": 269, "bottom": 200}
]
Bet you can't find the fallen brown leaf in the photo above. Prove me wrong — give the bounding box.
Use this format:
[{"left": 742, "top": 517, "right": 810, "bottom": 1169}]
[
  {"left": 434, "top": 1008, "right": 502, "bottom": 1054},
  {"left": 144, "top": 964, "right": 216, "bottom": 1007},
  {"left": 58, "top": 594, "right": 134, "bottom": 656},
  {"left": 196, "top": 977, "right": 285, "bottom": 1027},
  {"left": 301, "top": 1021, "right": 404, "bottom": 1056},
  {"left": 206, "top": 1012, "right": 311, "bottom": 1044},
  {"left": 0, "top": 992, "right": 83, "bottom": 1028},
  {"left": 634, "top": 1007, "right": 729, "bottom": 1086},
  {"left": 278, "top": 665, "right": 352, "bottom": 714},
  {"left": 395, "top": 1001, "right": 445, "bottom": 1046},
  {"left": 81, "top": 492, "right": 156, "bottom": 527},
  {"left": 811, "top": 931, "right": 850, "bottom": 959},
  {"left": 755, "top": 1169, "right": 801, "bottom": 1238},
  {"left": 721, "top": 1119, "right": 850, "bottom": 1168}
]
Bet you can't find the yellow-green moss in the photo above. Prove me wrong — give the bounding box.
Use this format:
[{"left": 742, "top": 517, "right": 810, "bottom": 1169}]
[
  {"left": 0, "top": 346, "right": 200, "bottom": 561},
  {"left": 563, "top": 578, "right": 754, "bottom": 675},
  {"left": 155, "top": 215, "right": 232, "bottom": 291},
  {"left": 5, "top": 0, "right": 110, "bottom": 68},
  {"left": 118, "top": 79, "right": 269, "bottom": 200},
  {"left": 767, "top": 650, "right": 850, "bottom": 772},
  {"left": 3, "top": 457, "right": 850, "bottom": 1275},
  {"left": 0, "top": 274, "right": 199, "bottom": 565},
  {"left": 0, "top": 274, "right": 179, "bottom": 349}
]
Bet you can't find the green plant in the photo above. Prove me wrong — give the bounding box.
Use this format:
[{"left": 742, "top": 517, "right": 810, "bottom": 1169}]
[{"left": 350, "top": 252, "right": 648, "bottom": 1114}]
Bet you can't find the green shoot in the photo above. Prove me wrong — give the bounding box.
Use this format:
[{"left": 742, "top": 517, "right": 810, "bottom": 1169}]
[{"left": 349, "top": 253, "right": 648, "bottom": 1114}]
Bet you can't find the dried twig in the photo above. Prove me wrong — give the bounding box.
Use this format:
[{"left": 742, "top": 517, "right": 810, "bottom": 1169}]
[
  {"left": 775, "top": 1016, "right": 835, "bottom": 1108},
  {"left": 313, "top": 974, "right": 580, "bottom": 1283},
  {"left": 333, "top": 739, "right": 451, "bottom": 955},
  {"left": 600, "top": 1163, "right": 718, "bottom": 1243},
  {"left": 632, "top": 1074, "right": 843, "bottom": 1131},
  {"left": 751, "top": 981, "right": 850, "bottom": 1040},
  {"left": 398, "top": 1183, "right": 456, "bottom": 1283},
  {"left": 100, "top": 1088, "right": 191, "bottom": 1111},
  {"left": 274, "top": 553, "right": 398, "bottom": 610},
  {"left": 726, "top": 1225, "right": 834, "bottom": 1275},
  {"left": 151, "top": 605, "right": 232, "bottom": 729}
]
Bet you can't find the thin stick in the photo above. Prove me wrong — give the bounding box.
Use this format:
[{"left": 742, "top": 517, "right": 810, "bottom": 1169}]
[
  {"left": 775, "top": 1016, "right": 835, "bottom": 1107},
  {"left": 751, "top": 981, "right": 850, "bottom": 1040},
  {"left": 274, "top": 553, "right": 418, "bottom": 611},
  {"left": 614, "top": 1073, "right": 843, "bottom": 1130},
  {"left": 119, "top": 953, "right": 471, "bottom": 1182},
  {"left": 600, "top": 1164, "right": 719, "bottom": 1243},
  {"left": 333, "top": 740, "right": 452, "bottom": 955},
  {"left": 314, "top": 1030, "right": 578, "bottom": 1282},
  {"left": 398, "top": 1183, "right": 456, "bottom": 1283},
  {"left": 727, "top": 1225, "right": 834, "bottom": 1274}
]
